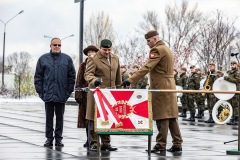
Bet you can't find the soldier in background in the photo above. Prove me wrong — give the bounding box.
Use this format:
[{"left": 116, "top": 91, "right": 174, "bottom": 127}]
[
  {"left": 120, "top": 65, "right": 129, "bottom": 82},
  {"left": 179, "top": 67, "right": 188, "bottom": 118},
  {"left": 224, "top": 61, "right": 240, "bottom": 125},
  {"left": 130, "top": 65, "right": 148, "bottom": 89},
  {"left": 217, "top": 70, "right": 224, "bottom": 78},
  {"left": 174, "top": 68, "right": 180, "bottom": 85},
  {"left": 204, "top": 63, "right": 218, "bottom": 123},
  {"left": 186, "top": 65, "right": 200, "bottom": 121},
  {"left": 194, "top": 68, "right": 206, "bottom": 119}
]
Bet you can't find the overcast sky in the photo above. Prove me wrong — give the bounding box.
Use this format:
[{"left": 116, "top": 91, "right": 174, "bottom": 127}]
[{"left": 1, "top": 0, "right": 240, "bottom": 66}]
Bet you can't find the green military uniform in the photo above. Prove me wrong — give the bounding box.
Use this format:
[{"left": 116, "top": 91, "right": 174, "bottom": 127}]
[
  {"left": 122, "top": 72, "right": 129, "bottom": 82},
  {"left": 195, "top": 73, "right": 206, "bottom": 118},
  {"left": 130, "top": 75, "right": 148, "bottom": 89},
  {"left": 179, "top": 72, "right": 188, "bottom": 117},
  {"left": 224, "top": 66, "right": 240, "bottom": 125},
  {"left": 174, "top": 74, "right": 181, "bottom": 85},
  {"left": 187, "top": 71, "right": 200, "bottom": 121},
  {"left": 205, "top": 70, "right": 218, "bottom": 123}
]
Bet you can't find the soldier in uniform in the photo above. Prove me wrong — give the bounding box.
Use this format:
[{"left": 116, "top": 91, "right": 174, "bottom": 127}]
[
  {"left": 122, "top": 30, "right": 182, "bottom": 152},
  {"left": 217, "top": 70, "right": 224, "bottom": 78},
  {"left": 174, "top": 68, "right": 180, "bottom": 85},
  {"left": 84, "top": 39, "right": 121, "bottom": 151},
  {"left": 179, "top": 67, "right": 188, "bottom": 118},
  {"left": 130, "top": 65, "right": 148, "bottom": 89},
  {"left": 224, "top": 61, "right": 240, "bottom": 125},
  {"left": 194, "top": 68, "right": 206, "bottom": 119},
  {"left": 204, "top": 63, "right": 218, "bottom": 123},
  {"left": 186, "top": 65, "right": 200, "bottom": 121},
  {"left": 120, "top": 65, "right": 129, "bottom": 82}
]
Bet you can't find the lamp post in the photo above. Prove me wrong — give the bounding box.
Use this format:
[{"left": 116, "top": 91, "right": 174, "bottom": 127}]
[
  {"left": 0, "top": 10, "right": 24, "bottom": 88},
  {"left": 43, "top": 34, "right": 74, "bottom": 40},
  {"left": 74, "top": 0, "right": 85, "bottom": 64}
]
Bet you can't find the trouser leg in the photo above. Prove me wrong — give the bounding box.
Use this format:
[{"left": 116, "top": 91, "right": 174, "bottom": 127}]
[
  {"left": 169, "top": 118, "right": 183, "bottom": 147},
  {"left": 45, "top": 102, "right": 54, "bottom": 141},
  {"left": 54, "top": 102, "right": 65, "bottom": 142},
  {"left": 156, "top": 119, "right": 169, "bottom": 149}
]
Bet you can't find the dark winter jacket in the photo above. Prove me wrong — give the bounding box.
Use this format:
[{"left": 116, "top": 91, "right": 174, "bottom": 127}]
[{"left": 34, "top": 51, "right": 76, "bottom": 103}]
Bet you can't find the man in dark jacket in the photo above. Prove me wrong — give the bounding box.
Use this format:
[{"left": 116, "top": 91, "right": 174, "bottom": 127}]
[{"left": 34, "top": 38, "right": 76, "bottom": 147}]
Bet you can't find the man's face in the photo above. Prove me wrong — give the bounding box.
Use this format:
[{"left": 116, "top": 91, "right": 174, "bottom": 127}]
[
  {"left": 87, "top": 50, "right": 96, "bottom": 58},
  {"left": 190, "top": 67, "right": 195, "bottom": 73},
  {"left": 50, "top": 39, "right": 61, "bottom": 53},
  {"left": 100, "top": 47, "right": 112, "bottom": 58},
  {"left": 231, "top": 63, "right": 237, "bottom": 70},
  {"left": 146, "top": 37, "right": 156, "bottom": 48},
  {"left": 209, "top": 64, "right": 215, "bottom": 71},
  {"left": 120, "top": 67, "right": 126, "bottom": 74}
]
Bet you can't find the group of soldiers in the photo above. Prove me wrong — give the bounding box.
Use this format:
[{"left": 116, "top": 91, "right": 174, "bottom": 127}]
[
  {"left": 120, "top": 64, "right": 148, "bottom": 89},
  {"left": 174, "top": 61, "right": 240, "bottom": 125}
]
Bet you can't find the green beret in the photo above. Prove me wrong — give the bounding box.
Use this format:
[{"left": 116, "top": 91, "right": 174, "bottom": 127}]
[
  {"left": 145, "top": 30, "right": 159, "bottom": 39},
  {"left": 190, "top": 65, "right": 195, "bottom": 69},
  {"left": 100, "top": 39, "right": 112, "bottom": 48}
]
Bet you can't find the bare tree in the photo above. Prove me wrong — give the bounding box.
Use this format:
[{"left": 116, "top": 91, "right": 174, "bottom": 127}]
[
  {"left": 7, "top": 52, "right": 32, "bottom": 76},
  {"left": 163, "top": 1, "right": 202, "bottom": 68},
  {"left": 84, "top": 11, "right": 115, "bottom": 47},
  {"left": 194, "top": 11, "right": 240, "bottom": 72},
  {"left": 137, "top": 10, "right": 160, "bottom": 34},
  {"left": 115, "top": 33, "right": 148, "bottom": 69}
]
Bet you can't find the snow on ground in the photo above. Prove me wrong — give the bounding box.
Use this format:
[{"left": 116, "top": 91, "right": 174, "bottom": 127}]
[{"left": 0, "top": 96, "right": 43, "bottom": 103}]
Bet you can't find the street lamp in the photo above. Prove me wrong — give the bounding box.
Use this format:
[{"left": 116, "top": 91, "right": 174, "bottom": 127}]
[
  {"left": 0, "top": 10, "right": 24, "bottom": 88},
  {"left": 43, "top": 34, "right": 74, "bottom": 40},
  {"left": 74, "top": 0, "right": 85, "bottom": 64}
]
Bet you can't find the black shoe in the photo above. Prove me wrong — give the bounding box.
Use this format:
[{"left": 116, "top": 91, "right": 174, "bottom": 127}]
[
  {"left": 83, "top": 141, "right": 89, "bottom": 148},
  {"left": 195, "top": 114, "right": 203, "bottom": 118},
  {"left": 44, "top": 140, "right": 53, "bottom": 147},
  {"left": 146, "top": 145, "right": 166, "bottom": 153},
  {"left": 101, "top": 145, "right": 118, "bottom": 151},
  {"left": 205, "top": 117, "right": 214, "bottom": 123},
  {"left": 179, "top": 112, "right": 187, "bottom": 118},
  {"left": 89, "top": 146, "right": 97, "bottom": 152},
  {"left": 186, "top": 117, "right": 195, "bottom": 122},
  {"left": 55, "top": 141, "right": 64, "bottom": 147},
  {"left": 167, "top": 146, "right": 182, "bottom": 152}
]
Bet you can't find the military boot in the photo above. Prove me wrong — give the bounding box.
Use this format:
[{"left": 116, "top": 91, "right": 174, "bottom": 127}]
[
  {"left": 179, "top": 109, "right": 187, "bottom": 118},
  {"left": 186, "top": 113, "right": 195, "bottom": 121},
  {"left": 227, "top": 116, "right": 238, "bottom": 125},
  {"left": 205, "top": 115, "right": 214, "bottom": 123},
  {"left": 195, "top": 110, "right": 204, "bottom": 118}
]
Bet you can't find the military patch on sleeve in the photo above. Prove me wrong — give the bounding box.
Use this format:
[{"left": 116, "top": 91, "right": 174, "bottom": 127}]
[{"left": 150, "top": 52, "right": 155, "bottom": 58}]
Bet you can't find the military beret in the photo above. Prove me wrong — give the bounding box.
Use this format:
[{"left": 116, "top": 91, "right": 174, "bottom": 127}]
[
  {"left": 190, "top": 65, "right": 195, "bottom": 69},
  {"left": 100, "top": 39, "right": 112, "bottom": 48},
  {"left": 145, "top": 30, "right": 159, "bottom": 39},
  {"left": 83, "top": 45, "right": 99, "bottom": 56},
  {"left": 181, "top": 67, "right": 187, "bottom": 72},
  {"left": 231, "top": 61, "right": 238, "bottom": 65}
]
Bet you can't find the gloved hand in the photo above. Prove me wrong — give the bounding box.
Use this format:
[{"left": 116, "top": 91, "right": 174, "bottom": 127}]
[
  {"left": 94, "top": 79, "right": 102, "bottom": 87},
  {"left": 121, "top": 80, "right": 131, "bottom": 88},
  {"left": 75, "top": 98, "right": 83, "bottom": 104}
]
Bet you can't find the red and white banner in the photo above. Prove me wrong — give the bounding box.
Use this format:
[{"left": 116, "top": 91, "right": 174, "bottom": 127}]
[{"left": 93, "top": 88, "right": 152, "bottom": 132}]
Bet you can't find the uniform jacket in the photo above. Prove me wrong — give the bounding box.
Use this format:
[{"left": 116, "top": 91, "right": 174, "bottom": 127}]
[
  {"left": 174, "top": 74, "right": 181, "bottom": 86},
  {"left": 130, "top": 75, "right": 148, "bottom": 89},
  {"left": 128, "top": 40, "right": 178, "bottom": 120},
  {"left": 187, "top": 72, "right": 200, "bottom": 90},
  {"left": 122, "top": 72, "right": 129, "bottom": 82},
  {"left": 179, "top": 73, "right": 188, "bottom": 89},
  {"left": 84, "top": 51, "right": 122, "bottom": 120},
  {"left": 75, "top": 58, "right": 88, "bottom": 128},
  {"left": 203, "top": 70, "right": 217, "bottom": 90},
  {"left": 224, "top": 69, "right": 240, "bottom": 91},
  {"left": 34, "top": 51, "right": 76, "bottom": 103}
]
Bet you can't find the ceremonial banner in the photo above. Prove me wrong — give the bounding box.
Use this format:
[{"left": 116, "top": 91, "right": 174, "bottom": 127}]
[{"left": 93, "top": 88, "right": 152, "bottom": 135}]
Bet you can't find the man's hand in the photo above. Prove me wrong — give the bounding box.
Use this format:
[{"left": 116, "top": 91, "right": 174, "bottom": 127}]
[
  {"left": 121, "top": 80, "right": 131, "bottom": 88},
  {"left": 94, "top": 79, "right": 102, "bottom": 87}
]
